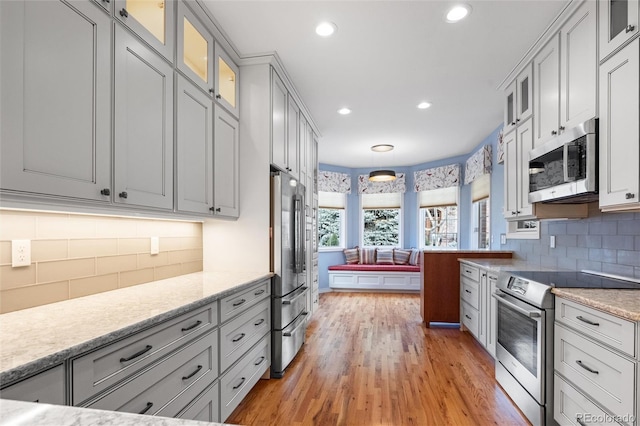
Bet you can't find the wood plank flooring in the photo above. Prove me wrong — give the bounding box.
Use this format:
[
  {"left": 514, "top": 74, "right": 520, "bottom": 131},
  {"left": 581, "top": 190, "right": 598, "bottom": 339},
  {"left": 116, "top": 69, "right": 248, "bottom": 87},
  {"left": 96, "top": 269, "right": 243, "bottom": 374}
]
[{"left": 227, "top": 292, "right": 529, "bottom": 426}]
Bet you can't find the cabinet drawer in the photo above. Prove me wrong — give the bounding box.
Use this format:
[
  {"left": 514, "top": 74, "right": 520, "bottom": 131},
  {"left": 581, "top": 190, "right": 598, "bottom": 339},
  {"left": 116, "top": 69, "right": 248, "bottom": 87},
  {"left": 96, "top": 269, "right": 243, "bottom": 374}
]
[
  {"left": 461, "top": 301, "right": 479, "bottom": 338},
  {"left": 86, "top": 329, "right": 218, "bottom": 416},
  {"left": 220, "top": 298, "right": 270, "bottom": 372},
  {"left": 554, "top": 374, "right": 621, "bottom": 426},
  {"left": 0, "top": 364, "right": 65, "bottom": 405},
  {"left": 460, "top": 264, "right": 480, "bottom": 282},
  {"left": 461, "top": 277, "right": 480, "bottom": 309},
  {"left": 220, "top": 334, "right": 270, "bottom": 421},
  {"left": 556, "top": 298, "right": 636, "bottom": 357},
  {"left": 72, "top": 302, "right": 217, "bottom": 404},
  {"left": 220, "top": 280, "right": 270, "bottom": 323},
  {"left": 555, "top": 324, "right": 635, "bottom": 417},
  {"left": 176, "top": 381, "right": 219, "bottom": 423}
]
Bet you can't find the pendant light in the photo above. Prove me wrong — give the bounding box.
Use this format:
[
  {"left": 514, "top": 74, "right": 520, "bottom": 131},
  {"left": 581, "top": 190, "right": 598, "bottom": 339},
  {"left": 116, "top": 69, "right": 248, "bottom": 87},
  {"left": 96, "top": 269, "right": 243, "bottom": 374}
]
[{"left": 369, "top": 144, "right": 397, "bottom": 182}]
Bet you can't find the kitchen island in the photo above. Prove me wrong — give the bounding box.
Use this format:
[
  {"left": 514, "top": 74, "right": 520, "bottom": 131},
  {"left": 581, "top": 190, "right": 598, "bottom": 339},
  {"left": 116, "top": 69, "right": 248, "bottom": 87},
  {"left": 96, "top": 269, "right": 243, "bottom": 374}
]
[{"left": 0, "top": 270, "right": 273, "bottom": 424}]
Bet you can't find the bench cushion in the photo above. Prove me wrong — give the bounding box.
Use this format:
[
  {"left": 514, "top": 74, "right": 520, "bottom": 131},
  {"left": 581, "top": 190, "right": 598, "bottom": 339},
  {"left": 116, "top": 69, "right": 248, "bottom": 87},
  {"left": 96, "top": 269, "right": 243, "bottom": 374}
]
[{"left": 328, "top": 264, "right": 420, "bottom": 273}]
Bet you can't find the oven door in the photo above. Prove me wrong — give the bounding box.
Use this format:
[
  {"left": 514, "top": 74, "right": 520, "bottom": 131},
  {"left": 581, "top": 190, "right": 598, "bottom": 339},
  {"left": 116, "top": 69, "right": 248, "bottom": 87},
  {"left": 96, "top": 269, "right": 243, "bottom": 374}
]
[{"left": 493, "top": 291, "right": 546, "bottom": 404}]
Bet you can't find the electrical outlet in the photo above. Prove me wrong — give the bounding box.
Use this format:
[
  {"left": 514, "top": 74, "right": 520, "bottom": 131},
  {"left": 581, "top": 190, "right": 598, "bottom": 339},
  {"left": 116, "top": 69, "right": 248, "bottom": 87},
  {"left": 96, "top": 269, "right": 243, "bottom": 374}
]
[
  {"left": 550, "top": 235, "right": 556, "bottom": 249},
  {"left": 150, "top": 236, "right": 159, "bottom": 255},
  {"left": 12, "top": 239, "right": 31, "bottom": 267},
  {"left": 500, "top": 234, "right": 507, "bottom": 245}
]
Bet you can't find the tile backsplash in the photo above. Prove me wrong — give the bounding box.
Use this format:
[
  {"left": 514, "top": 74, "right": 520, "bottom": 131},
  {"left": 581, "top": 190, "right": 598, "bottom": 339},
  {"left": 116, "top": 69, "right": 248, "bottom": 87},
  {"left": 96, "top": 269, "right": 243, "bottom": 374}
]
[
  {"left": 503, "top": 203, "right": 640, "bottom": 278},
  {"left": 0, "top": 210, "right": 203, "bottom": 313}
]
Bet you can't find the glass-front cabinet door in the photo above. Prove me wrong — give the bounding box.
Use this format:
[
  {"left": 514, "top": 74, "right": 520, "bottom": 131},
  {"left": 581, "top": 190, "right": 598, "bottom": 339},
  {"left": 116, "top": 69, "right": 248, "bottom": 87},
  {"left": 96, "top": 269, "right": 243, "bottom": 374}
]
[
  {"left": 114, "top": 0, "right": 175, "bottom": 62},
  {"left": 177, "top": 1, "right": 213, "bottom": 95},
  {"left": 215, "top": 42, "right": 239, "bottom": 118},
  {"left": 599, "top": 0, "right": 639, "bottom": 61}
]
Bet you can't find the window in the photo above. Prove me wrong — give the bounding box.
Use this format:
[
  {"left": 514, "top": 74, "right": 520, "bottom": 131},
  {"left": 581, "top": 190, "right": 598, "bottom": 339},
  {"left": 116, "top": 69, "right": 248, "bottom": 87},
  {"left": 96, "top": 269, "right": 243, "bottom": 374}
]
[
  {"left": 418, "top": 186, "right": 458, "bottom": 249},
  {"left": 471, "top": 174, "right": 490, "bottom": 249},
  {"left": 318, "top": 191, "right": 346, "bottom": 249},
  {"left": 361, "top": 192, "right": 402, "bottom": 247}
]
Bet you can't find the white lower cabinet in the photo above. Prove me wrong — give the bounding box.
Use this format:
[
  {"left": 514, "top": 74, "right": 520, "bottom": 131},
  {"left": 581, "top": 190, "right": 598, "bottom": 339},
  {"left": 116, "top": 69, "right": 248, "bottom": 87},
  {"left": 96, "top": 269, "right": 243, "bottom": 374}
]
[
  {"left": 176, "top": 381, "right": 220, "bottom": 422},
  {"left": 459, "top": 263, "right": 497, "bottom": 357},
  {"left": 0, "top": 364, "right": 65, "bottom": 405},
  {"left": 554, "top": 296, "right": 638, "bottom": 426}
]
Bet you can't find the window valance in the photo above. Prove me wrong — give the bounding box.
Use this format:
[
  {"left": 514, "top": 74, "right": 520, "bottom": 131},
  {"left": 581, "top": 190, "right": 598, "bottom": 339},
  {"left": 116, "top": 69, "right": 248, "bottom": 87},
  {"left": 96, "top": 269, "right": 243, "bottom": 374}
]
[
  {"left": 358, "top": 173, "right": 406, "bottom": 194},
  {"left": 464, "top": 145, "right": 492, "bottom": 184},
  {"left": 318, "top": 171, "right": 351, "bottom": 193},
  {"left": 413, "top": 164, "right": 460, "bottom": 192}
]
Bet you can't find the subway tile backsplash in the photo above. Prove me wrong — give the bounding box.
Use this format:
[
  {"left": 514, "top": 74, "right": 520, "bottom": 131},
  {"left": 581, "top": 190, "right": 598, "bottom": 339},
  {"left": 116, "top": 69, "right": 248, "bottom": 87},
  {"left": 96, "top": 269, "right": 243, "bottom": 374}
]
[
  {"left": 503, "top": 203, "right": 640, "bottom": 278},
  {"left": 0, "top": 210, "right": 203, "bottom": 313}
]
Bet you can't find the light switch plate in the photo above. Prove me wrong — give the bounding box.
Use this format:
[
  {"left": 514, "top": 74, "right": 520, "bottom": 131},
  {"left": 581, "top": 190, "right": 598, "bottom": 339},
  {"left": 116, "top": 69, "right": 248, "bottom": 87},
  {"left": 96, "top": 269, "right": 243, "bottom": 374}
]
[
  {"left": 12, "top": 239, "right": 31, "bottom": 267},
  {"left": 550, "top": 235, "right": 556, "bottom": 249},
  {"left": 150, "top": 236, "right": 159, "bottom": 255},
  {"left": 500, "top": 234, "right": 507, "bottom": 245}
]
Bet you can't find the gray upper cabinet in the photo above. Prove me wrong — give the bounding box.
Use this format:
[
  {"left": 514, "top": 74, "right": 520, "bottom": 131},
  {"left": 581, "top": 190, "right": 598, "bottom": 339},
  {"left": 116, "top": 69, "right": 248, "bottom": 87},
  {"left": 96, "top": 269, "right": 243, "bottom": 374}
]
[
  {"left": 0, "top": 0, "right": 111, "bottom": 202},
  {"left": 271, "top": 70, "right": 288, "bottom": 172},
  {"left": 533, "top": 34, "right": 560, "bottom": 147},
  {"left": 214, "top": 105, "right": 240, "bottom": 218},
  {"left": 503, "top": 63, "right": 532, "bottom": 135},
  {"left": 177, "top": 1, "right": 214, "bottom": 95},
  {"left": 176, "top": 75, "right": 214, "bottom": 215},
  {"left": 114, "top": 25, "right": 174, "bottom": 210},
  {"left": 287, "top": 94, "right": 300, "bottom": 179},
  {"left": 215, "top": 43, "right": 240, "bottom": 119},
  {"left": 114, "top": 0, "right": 175, "bottom": 63},
  {"left": 599, "top": 0, "right": 640, "bottom": 61}
]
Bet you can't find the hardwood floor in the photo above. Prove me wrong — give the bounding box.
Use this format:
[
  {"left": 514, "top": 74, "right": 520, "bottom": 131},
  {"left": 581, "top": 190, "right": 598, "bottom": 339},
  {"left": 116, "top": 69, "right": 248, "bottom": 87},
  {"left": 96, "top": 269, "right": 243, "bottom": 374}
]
[{"left": 227, "top": 292, "right": 529, "bottom": 426}]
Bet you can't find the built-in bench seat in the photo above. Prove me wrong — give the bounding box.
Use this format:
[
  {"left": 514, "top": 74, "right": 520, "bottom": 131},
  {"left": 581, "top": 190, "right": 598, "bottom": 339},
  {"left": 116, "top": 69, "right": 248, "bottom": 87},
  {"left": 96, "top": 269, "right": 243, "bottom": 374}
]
[{"left": 328, "top": 264, "right": 420, "bottom": 291}]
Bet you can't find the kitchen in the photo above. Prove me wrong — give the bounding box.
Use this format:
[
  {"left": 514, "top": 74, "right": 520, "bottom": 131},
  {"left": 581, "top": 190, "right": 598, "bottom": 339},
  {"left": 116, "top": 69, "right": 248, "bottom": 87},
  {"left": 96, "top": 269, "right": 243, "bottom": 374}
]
[{"left": 1, "top": 0, "right": 639, "bottom": 425}]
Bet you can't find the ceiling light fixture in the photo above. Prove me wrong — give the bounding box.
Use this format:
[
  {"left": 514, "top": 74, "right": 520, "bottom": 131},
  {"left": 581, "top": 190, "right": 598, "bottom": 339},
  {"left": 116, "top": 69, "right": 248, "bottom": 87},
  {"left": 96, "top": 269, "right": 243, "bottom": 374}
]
[
  {"left": 337, "top": 107, "right": 352, "bottom": 115},
  {"left": 446, "top": 4, "right": 471, "bottom": 23},
  {"left": 417, "top": 102, "right": 432, "bottom": 109},
  {"left": 369, "top": 145, "right": 396, "bottom": 181},
  {"left": 316, "top": 22, "right": 337, "bottom": 37}
]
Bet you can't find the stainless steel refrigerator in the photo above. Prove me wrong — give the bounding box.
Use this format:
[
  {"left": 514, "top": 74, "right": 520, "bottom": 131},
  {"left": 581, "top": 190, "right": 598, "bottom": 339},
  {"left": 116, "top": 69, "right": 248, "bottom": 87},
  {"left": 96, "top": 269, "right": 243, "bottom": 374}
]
[{"left": 270, "top": 171, "right": 308, "bottom": 378}]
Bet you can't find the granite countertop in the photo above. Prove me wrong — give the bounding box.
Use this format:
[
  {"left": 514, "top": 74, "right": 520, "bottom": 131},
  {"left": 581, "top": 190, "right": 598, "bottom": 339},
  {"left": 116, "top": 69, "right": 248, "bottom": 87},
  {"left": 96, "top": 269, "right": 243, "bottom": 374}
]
[
  {"left": 0, "top": 270, "right": 272, "bottom": 384},
  {"left": 458, "top": 258, "right": 555, "bottom": 272},
  {"left": 552, "top": 288, "right": 640, "bottom": 322},
  {"left": 0, "top": 399, "right": 232, "bottom": 426}
]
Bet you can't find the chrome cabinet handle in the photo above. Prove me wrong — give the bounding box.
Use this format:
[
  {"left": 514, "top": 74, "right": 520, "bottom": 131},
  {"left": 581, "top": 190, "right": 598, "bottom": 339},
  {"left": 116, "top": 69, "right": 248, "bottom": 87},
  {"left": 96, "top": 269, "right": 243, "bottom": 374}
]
[
  {"left": 138, "top": 402, "right": 153, "bottom": 415},
  {"left": 576, "top": 360, "right": 599, "bottom": 375},
  {"left": 232, "top": 333, "right": 246, "bottom": 343},
  {"left": 576, "top": 315, "right": 599, "bottom": 326},
  {"left": 181, "top": 320, "right": 202, "bottom": 332},
  {"left": 626, "top": 24, "right": 636, "bottom": 33},
  {"left": 182, "top": 365, "right": 203, "bottom": 381},
  {"left": 120, "top": 345, "right": 152, "bottom": 363}
]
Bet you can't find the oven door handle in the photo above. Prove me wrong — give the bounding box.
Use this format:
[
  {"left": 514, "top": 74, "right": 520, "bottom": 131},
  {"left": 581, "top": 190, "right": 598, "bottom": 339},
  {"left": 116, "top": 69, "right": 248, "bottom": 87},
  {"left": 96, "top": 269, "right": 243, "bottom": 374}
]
[{"left": 492, "top": 292, "right": 541, "bottom": 318}]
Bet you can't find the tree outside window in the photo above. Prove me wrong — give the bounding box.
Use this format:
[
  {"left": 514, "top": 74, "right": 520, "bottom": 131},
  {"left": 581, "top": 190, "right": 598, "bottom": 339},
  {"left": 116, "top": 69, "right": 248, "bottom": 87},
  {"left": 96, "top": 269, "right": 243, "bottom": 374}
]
[
  {"left": 318, "top": 208, "right": 343, "bottom": 247},
  {"left": 422, "top": 206, "right": 458, "bottom": 248},
  {"left": 362, "top": 208, "right": 400, "bottom": 246}
]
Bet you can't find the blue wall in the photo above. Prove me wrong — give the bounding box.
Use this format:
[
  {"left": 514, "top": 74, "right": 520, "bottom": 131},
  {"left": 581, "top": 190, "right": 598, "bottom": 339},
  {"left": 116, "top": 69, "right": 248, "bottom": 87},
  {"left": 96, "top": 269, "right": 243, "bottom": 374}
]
[{"left": 318, "top": 125, "right": 506, "bottom": 291}]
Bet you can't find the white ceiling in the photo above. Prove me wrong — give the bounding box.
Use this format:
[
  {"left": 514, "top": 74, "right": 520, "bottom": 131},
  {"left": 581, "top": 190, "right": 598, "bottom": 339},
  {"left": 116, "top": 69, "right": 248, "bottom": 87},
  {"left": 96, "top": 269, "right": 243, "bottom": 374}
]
[{"left": 202, "top": 0, "right": 569, "bottom": 168}]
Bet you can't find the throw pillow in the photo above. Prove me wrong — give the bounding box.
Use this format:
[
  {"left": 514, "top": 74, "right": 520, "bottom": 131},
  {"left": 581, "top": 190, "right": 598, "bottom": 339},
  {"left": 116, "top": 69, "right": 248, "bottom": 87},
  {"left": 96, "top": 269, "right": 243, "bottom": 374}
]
[
  {"left": 393, "top": 249, "right": 411, "bottom": 265},
  {"left": 360, "top": 247, "right": 376, "bottom": 264},
  {"left": 409, "top": 248, "right": 420, "bottom": 266},
  {"left": 376, "top": 248, "right": 394, "bottom": 265},
  {"left": 343, "top": 247, "right": 359, "bottom": 264}
]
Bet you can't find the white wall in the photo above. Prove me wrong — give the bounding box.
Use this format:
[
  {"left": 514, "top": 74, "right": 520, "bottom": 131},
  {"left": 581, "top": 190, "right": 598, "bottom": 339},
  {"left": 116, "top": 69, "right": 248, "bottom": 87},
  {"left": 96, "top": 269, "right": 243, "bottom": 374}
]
[{"left": 203, "top": 65, "right": 272, "bottom": 272}]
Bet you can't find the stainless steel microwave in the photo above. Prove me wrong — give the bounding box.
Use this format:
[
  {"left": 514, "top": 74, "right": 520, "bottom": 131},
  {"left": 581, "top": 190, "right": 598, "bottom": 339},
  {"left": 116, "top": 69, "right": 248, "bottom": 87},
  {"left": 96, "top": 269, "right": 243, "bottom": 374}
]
[{"left": 528, "top": 118, "right": 598, "bottom": 203}]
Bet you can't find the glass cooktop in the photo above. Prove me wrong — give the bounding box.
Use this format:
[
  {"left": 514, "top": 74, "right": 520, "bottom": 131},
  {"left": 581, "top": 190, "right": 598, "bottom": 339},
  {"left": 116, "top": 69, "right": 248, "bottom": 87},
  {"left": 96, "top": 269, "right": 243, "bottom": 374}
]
[{"left": 507, "top": 270, "right": 640, "bottom": 289}]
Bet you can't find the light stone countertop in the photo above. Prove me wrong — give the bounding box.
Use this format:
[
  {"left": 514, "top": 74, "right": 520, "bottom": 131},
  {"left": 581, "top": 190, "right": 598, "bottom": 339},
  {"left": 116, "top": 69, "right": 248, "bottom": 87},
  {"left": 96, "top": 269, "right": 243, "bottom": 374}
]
[
  {"left": 552, "top": 288, "right": 640, "bottom": 322},
  {"left": 0, "top": 399, "right": 232, "bottom": 426},
  {"left": 0, "top": 270, "right": 272, "bottom": 384},
  {"left": 458, "top": 258, "right": 640, "bottom": 322}
]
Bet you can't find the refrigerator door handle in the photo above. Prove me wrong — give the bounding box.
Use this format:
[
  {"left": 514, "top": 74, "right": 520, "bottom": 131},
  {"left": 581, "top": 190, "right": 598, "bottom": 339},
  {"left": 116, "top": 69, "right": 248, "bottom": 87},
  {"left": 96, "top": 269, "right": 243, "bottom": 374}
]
[{"left": 293, "top": 194, "right": 303, "bottom": 274}]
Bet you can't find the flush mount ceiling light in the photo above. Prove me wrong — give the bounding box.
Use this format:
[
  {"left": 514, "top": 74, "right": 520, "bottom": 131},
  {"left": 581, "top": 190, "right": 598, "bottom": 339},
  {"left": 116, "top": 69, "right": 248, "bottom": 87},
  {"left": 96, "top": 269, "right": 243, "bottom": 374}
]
[
  {"left": 316, "top": 22, "right": 337, "bottom": 37},
  {"left": 417, "top": 102, "right": 432, "bottom": 109},
  {"left": 446, "top": 4, "right": 471, "bottom": 23},
  {"left": 369, "top": 170, "right": 397, "bottom": 182},
  {"left": 337, "top": 107, "right": 352, "bottom": 115},
  {"left": 371, "top": 144, "right": 394, "bottom": 152}
]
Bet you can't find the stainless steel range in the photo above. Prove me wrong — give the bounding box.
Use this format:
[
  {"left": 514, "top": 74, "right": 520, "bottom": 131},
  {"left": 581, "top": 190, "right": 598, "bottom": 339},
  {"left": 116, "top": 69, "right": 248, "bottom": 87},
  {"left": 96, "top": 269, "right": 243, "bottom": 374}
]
[{"left": 495, "top": 270, "right": 640, "bottom": 426}]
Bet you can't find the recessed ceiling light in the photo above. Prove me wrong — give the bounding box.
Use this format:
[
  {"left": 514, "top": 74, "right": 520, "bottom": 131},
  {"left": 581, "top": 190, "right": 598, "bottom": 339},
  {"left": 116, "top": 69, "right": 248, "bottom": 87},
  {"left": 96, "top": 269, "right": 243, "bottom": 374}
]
[
  {"left": 337, "top": 107, "right": 351, "bottom": 115},
  {"left": 316, "top": 22, "right": 337, "bottom": 37},
  {"left": 371, "top": 144, "right": 394, "bottom": 152},
  {"left": 417, "top": 102, "right": 432, "bottom": 109},
  {"left": 446, "top": 4, "right": 471, "bottom": 23}
]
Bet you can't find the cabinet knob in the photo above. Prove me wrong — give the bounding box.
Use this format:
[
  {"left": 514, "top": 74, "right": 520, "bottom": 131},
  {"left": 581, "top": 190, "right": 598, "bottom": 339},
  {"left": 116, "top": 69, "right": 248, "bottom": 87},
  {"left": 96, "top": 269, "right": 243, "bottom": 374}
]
[
  {"left": 510, "top": 121, "right": 515, "bottom": 126},
  {"left": 625, "top": 192, "right": 636, "bottom": 199},
  {"left": 551, "top": 130, "right": 557, "bottom": 135},
  {"left": 215, "top": 94, "right": 221, "bottom": 100},
  {"left": 511, "top": 211, "right": 517, "bottom": 215},
  {"left": 209, "top": 88, "right": 214, "bottom": 94},
  {"left": 100, "top": 188, "right": 111, "bottom": 196},
  {"left": 559, "top": 126, "right": 565, "bottom": 132},
  {"left": 209, "top": 207, "right": 221, "bottom": 213},
  {"left": 119, "top": 8, "right": 128, "bottom": 17},
  {"left": 119, "top": 191, "right": 128, "bottom": 199},
  {"left": 516, "top": 118, "right": 520, "bottom": 122},
  {"left": 626, "top": 24, "right": 636, "bottom": 33},
  {"left": 103, "top": 0, "right": 110, "bottom": 3}
]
